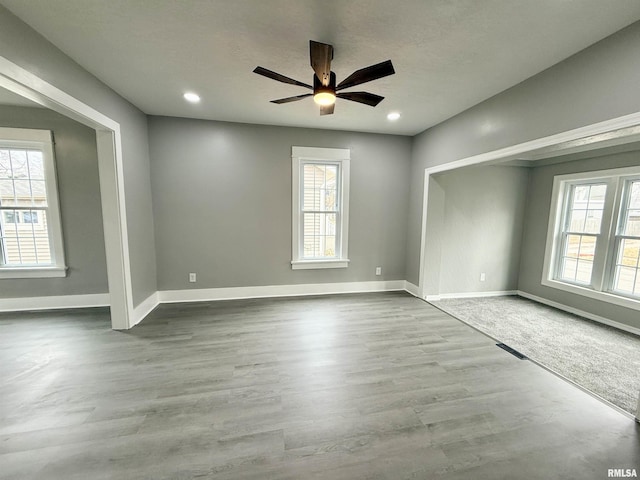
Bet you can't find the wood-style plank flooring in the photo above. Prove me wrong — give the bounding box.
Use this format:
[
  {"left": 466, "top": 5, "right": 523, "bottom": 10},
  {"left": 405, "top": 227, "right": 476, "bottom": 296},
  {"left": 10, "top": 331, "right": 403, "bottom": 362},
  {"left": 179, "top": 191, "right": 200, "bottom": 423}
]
[{"left": 1, "top": 292, "right": 638, "bottom": 479}]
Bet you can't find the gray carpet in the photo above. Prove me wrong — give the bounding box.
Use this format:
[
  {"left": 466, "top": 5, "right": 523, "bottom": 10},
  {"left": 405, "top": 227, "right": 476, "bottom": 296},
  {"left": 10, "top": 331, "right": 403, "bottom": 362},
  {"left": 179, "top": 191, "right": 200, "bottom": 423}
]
[{"left": 431, "top": 295, "right": 640, "bottom": 415}]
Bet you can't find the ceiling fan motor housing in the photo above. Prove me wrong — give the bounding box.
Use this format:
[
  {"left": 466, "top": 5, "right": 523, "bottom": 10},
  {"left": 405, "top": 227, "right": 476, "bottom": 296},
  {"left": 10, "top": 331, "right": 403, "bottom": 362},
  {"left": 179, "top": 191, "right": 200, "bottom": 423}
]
[{"left": 314, "top": 71, "right": 336, "bottom": 96}]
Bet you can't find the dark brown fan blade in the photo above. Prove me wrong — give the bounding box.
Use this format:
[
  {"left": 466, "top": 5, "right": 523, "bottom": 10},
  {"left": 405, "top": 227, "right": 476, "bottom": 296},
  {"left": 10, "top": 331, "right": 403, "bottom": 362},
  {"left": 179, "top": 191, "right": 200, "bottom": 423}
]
[
  {"left": 310, "top": 40, "right": 333, "bottom": 86},
  {"left": 253, "top": 66, "right": 312, "bottom": 89},
  {"left": 270, "top": 93, "right": 313, "bottom": 104},
  {"left": 320, "top": 103, "right": 335, "bottom": 115},
  {"left": 336, "top": 91, "right": 384, "bottom": 107},
  {"left": 336, "top": 60, "right": 395, "bottom": 91}
]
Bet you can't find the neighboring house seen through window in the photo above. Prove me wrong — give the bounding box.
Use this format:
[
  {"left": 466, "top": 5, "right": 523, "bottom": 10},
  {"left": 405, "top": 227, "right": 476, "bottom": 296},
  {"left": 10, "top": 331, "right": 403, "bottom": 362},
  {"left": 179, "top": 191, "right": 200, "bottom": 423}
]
[
  {"left": 543, "top": 166, "right": 640, "bottom": 310},
  {"left": 0, "top": 128, "right": 66, "bottom": 278},
  {"left": 291, "top": 146, "right": 350, "bottom": 269}
]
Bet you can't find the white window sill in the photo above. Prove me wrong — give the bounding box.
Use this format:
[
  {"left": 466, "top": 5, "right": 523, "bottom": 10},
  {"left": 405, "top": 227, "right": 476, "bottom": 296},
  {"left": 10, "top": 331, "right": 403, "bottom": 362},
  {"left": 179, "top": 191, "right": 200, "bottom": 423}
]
[
  {"left": 0, "top": 266, "right": 68, "bottom": 279},
  {"left": 541, "top": 278, "right": 640, "bottom": 312},
  {"left": 291, "top": 259, "right": 350, "bottom": 270}
]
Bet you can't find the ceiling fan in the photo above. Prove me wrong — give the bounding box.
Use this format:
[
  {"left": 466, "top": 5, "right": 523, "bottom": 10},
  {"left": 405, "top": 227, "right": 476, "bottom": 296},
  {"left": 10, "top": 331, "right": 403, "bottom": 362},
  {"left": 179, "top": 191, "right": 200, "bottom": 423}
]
[{"left": 253, "top": 40, "right": 395, "bottom": 115}]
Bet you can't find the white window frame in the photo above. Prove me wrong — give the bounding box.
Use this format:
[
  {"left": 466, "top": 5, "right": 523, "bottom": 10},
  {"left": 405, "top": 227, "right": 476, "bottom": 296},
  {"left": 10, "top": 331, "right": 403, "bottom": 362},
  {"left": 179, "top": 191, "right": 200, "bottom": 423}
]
[
  {"left": 291, "top": 146, "right": 350, "bottom": 270},
  {"left": 542, "top": 165, "right": 640, "bottom": 311},
  {"left": 0, "top": 127, "right": 67, "bottom": 278}
]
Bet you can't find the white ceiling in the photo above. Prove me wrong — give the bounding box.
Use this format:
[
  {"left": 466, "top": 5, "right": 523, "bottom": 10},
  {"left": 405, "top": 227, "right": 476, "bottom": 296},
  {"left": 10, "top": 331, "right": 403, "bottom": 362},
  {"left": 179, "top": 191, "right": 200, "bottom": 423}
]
[{"left": 2, "top": 0, "right": 640, "bottom": 135}]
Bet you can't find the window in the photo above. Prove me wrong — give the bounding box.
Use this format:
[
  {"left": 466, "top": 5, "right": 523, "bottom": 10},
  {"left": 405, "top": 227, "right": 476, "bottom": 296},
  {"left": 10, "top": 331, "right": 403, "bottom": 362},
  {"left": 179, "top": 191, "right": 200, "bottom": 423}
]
[
  {"left": 543, "top": 166, "right": 640, "bottom": 310},
  {"left": 0, "top": 128, "right": 66, "bottom": 278},
  {"left": 291, "top": 146, "right": 350, "bottom": 269},
  {"left": 612, "top": 179, "right": 640, "bottom": 295}
]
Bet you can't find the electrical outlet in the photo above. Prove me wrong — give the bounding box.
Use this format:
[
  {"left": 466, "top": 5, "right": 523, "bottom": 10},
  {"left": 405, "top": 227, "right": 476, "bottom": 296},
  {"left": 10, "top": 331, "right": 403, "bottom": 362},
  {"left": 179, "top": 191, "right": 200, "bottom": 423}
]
[
  {"left": 189, "top": 273, "right": 197, "bottom": 283},
  {"left": 480, "top": 272, "right": 486, "bottom": 282},
  {"left": 375, "top": 266, "right": 382, "bottom": 276}
]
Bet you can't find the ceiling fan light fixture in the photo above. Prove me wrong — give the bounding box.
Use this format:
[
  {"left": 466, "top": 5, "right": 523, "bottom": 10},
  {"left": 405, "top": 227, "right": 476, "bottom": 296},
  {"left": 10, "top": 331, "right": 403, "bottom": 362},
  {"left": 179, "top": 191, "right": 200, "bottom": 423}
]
[{"left": 313, "top": 91, "right": 336, "bottom": 106}]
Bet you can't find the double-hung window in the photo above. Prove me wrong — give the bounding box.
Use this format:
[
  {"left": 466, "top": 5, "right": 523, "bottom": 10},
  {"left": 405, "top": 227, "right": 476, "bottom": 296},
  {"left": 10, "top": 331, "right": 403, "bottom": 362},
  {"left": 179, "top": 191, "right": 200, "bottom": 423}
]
[
  {"left": 543, "top": 166, "right": 640, "bottom": 310},
  {"left": 291, "top": 146, "right": 350, "bottom": 269},
  {"left": 0, "top": 127, "right": 66, "bottom": 278}
]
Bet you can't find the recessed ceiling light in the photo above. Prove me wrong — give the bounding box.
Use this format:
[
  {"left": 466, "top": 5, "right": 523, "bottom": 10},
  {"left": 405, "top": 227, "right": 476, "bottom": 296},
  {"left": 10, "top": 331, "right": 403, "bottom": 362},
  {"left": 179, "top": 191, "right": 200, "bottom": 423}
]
[
  {"left": 183, "top": 92, "right": 201, "bottom": 103},
  {"left": 387, "top": 112, "right": 401, "bottom": 121}
]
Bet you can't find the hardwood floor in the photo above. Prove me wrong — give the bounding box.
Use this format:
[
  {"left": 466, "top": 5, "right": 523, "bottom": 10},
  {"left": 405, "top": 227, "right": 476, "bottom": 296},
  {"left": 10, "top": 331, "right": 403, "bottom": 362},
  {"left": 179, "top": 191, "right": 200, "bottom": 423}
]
[{"left": 1, "top": 292, "right": 638, "bottom": 479}]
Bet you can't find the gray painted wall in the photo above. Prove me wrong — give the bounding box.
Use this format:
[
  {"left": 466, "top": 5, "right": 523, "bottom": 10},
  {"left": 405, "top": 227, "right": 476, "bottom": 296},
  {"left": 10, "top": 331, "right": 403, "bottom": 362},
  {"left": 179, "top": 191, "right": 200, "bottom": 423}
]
[
  {"left": 0, "top": 105, "right": 108, "bottom": 297},
  {"left": 406, "top": 21, "right": 640, "bottom": 285},
  {"left": 432, "top": 166, "right": 529, "bottom": 295},
  {"left": 519, "top": 151, "right": 640, "bottom": 330},
  {"left": 148, "top": 116, "right": 411, "bottom": 290},
  {"left": 0, "top": 6, "right": 157, "bottom": 306}
]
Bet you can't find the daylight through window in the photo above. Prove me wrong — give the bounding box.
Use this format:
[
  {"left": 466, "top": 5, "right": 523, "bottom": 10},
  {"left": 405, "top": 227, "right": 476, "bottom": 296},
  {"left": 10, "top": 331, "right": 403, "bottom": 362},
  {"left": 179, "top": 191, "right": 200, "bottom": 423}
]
[
  {"left": 291, "top": 146, "right": 350, "bottom": 270},
  {"left": 0, "top": 128, "right": 66, "bottom": 278},
  {"left": 543, "top": 167, "right": 640, "bottom": 309}
]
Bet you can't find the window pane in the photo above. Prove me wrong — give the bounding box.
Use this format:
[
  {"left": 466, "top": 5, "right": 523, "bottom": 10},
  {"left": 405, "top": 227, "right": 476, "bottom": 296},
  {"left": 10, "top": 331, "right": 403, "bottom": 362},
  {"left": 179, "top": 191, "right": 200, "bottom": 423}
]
[
  {"left": 629, "top": 181, "right": 640, "bottom": 209},
  {"left": 578, "top": 235, "right": 596, "bottom": 262},
  {"left": 10, "top": 149, "right": 29, "bottom": 179},
  {"left": 27, "top": 151, "right": 45, "bottom": 180},
  {"left": 635, "top": 271, "right": 640, "bottom": 296},
  {"left": 0, "top": 179, "right": 16, "bottom": 205},
  {"left": 1, "top": 212, "right": 18, "bottom": 234},
  {"left": 624, "top": 210, "right": 640, "bottom": 236},
  {"left": 2, "top": 210, "right": 19, "bottom": 223},
  {"left": 568, "top": 209, "right": 586, "bottom": 232},
  {"left": 561, "top": 258, "right": 577, "bottom": 281},
  {"left": 302, "top": 165, "right": 316, "bottom": 211},
  {"left": 302, "top": 163, "right": 338, "bottom": 212},
  {"left": 584, "top": 210, "right": 603, "bottom": 234},
  {"left": 614, "top": 266, "right": 636, "bottom": 293},
  {"left": 588, "top": 184, "right": 607, "bottom": 208},
  {"left": 612, "top": 237, "right": 640, "bottom": 297},
  {"left": 565, "top": 234, "right": 581, "bottom": 258},
  {"left": 575, "top": 260, "right": 593, "bottom": 284},
  {"left": 23, "top": 210, "right": 39, "bottom": 224},
  {"left": 34, "top": 234, "right": 52, "bottom": 264},
  {"left": 560, "top": 234, "right": 596, "bottom": 284},
  {"left": 573, "top": 185, "right": 590, "bottom": 205},
  {"left": 618, "top": 238, "right": 640, "bottom": 267},
  {"left": 567, "top": 183, "right": 606, "bottom": 234},
  {"left": 13, "top": 180, "right": 32, "bottom": 207},
  {"left": 302, "top": 212, "right": 337, "bottom": 259},
  {"left": 0, "top": 150, "right": 11, "bottom": 179}
]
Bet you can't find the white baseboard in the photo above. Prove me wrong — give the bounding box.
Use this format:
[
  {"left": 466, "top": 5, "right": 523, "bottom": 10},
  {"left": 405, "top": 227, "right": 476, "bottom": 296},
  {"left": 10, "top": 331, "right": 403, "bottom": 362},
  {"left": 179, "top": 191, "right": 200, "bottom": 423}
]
[
  {"left": 517, "top": 290, "right": 640, "bottom": 337},
  {"left": 404, "top": 281, "right": 420, "bottom": 297},
  {"left": 159, "top": 280, "right": 406, "bottom": 304},
  {"left": 425, "top": 290, "right": 518, "bottom": 302},
  {"left": 0, "top": 293, "right": 109, "bottom": 312},
  {"left": 131, "top": 291, "right": 160, "bottom": 327}
]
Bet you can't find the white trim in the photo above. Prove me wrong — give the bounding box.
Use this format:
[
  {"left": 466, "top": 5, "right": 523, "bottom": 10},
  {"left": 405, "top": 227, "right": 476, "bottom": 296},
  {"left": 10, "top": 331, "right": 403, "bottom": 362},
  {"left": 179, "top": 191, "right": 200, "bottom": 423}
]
[
  {"left": 540, "top": 278, "right": 640, "bottom": 312},
  {"left": 517, "top": 290, "right": 640, "bottom": 337},
  {"left": 291, "top": 259, "right": 349, "bottom": 270},
  {"left": 0, "top": 55, "right": 134, "bottom": 330},
  {"left": 131, "top": 291, "right": 160, "bottom": 327},
  {"left": 291, "top": 146, "right": 350, "bottom": 269},
  {"left": 417, "top": 111, "right": 640, "bottom": 300},
  {"left": 292, "top": 146, "right": 350, "bottom": 160},
  {"left": 426, "top": 290, "right": 518, "bottom": 302},
  {"left": 0, "top": 293, "right": 109, "bottom": 312},
  {"left": 541, "top": 166, "right": 640, "bottom": 312},
  {"left": 0, "top": 127, "right": 52, "bottom": 143},
  {"left": 0, "top": 266, "right": 67, "bottom": 279},
  {"left": 422, "top": 111, "right": 640, "bottom": 176},
  {"left": 158, "top": 280, "right": 405, "bottom": 304},
  {"left": 404, "top": 281, "right": 420, "bottom": 297},
  {"left": 0, "top": 127, "right": 67, "bottom": 274}
]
